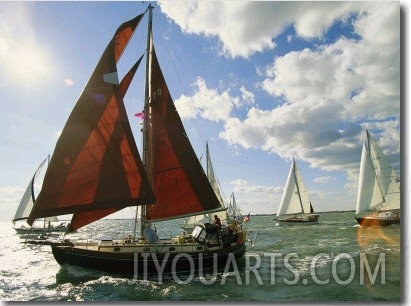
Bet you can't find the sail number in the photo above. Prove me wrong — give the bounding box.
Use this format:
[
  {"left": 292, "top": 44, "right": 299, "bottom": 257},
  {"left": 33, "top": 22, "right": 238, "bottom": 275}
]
[{"left": 151, "top": 88, "right": 163, "bottom": 100}]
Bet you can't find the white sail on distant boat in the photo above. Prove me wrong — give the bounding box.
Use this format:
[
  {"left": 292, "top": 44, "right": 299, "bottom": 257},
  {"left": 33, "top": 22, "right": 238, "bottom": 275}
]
[
  {"left": 274, "top": 158, "right": 319, "bottom": 223},
  {"left": 12, "top": 156, "right": 69, "bottom": 234},
  {"left": 355, "top": 130, "right": 400, "bottom": 226},
  {"left": 183, "top": 142, "right": 229, "bottom": 231},
  {"left": 228, "top": 192, "right": 242, "bottom": 222}
]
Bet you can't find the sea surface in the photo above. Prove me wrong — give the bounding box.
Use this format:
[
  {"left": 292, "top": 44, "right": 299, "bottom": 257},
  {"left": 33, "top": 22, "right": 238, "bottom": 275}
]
[{"left": 0, "top": 212, "right": 401, "bottom": 302}]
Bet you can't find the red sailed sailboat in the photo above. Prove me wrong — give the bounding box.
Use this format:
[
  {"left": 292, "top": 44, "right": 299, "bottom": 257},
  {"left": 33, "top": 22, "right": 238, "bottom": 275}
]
[{"left": 26, "top": 5, "right": 246, "bottom": 276}]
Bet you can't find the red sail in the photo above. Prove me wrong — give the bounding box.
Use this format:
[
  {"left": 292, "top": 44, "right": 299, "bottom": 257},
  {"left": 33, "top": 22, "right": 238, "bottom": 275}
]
[
  {"left": 68, "top": 56, "right": 149, "bottom": 232},
  {"left": 145, "top": 46, "right": 222, "bottom": 222},
  {"left": 27, "top": 14, "right": 155, "bottom": 226}
]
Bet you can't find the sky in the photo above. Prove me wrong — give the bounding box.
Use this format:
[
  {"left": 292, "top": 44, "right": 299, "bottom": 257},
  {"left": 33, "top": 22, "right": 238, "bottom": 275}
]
[{"left": 0, "top": 1, "right": 403, "bottom": 222}]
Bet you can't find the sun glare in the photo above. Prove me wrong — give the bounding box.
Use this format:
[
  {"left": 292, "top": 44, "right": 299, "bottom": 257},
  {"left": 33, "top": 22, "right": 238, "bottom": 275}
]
[{"left": 9, "top": 45, "right": 49, "bottom": 85}]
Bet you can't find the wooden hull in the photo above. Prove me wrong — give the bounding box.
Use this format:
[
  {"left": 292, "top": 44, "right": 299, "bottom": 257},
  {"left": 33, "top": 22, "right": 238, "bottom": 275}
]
[
  {"left": 275, "top": 214, "right": 319, "bottom": 223},
  {"left": 355, "top": 211, "right": 400, "bottom": 227},
  {"left": 51, "top": 241, "right": 246, "bottom": 276},
  {"left": 355, "top": 217, "right": 400, "bottom": 227},
  {"left": 14, "top": 227, "right": 68, "bottom": 234}
]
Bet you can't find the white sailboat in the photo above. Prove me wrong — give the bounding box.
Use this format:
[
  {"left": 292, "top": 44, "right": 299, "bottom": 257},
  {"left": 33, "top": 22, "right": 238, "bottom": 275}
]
[
  {"left": 355, "top": 130, "right": 400, "bottom": 226},
  {"left": 228, "top": 192, "right": 242, "bottom": 222},
  {"left": 274, "top": 158, "right": 319, "bottom": 223},
  {"left": 25, "top": 5, "right": 246, "bottom": 276},
  {"left": 183, "top": 142, "right": 229, "bottom": 231},
  {"left": 12, "top": 156, "right": 69, "bottom": 234}
]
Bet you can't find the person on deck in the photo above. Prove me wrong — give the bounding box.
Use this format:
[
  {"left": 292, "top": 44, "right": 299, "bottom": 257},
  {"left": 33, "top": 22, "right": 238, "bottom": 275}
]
[
  {"left": 143, "top": 223, "right": 158, "bottom": 243},
  {"left": 213, "top": 215, "right": 222, "bottom": 229}
]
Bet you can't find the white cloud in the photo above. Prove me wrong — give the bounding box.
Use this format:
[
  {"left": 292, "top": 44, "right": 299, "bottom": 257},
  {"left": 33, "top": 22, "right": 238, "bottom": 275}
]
[
  {"left": 160, "top": 1, "right": 281, "bottom": 58},
  {"left": 314, "top": 176, "right": 334, "bottom": 184},
  {"left": 239, "top": 86, "right": 255, "bottom": 105},
  {"left": 163, "top": 0, "right": 400, "bottom": 194},
  {"left": 174, "top": 77, "right": 239, "bottom": 122},
  {"left": 228, "top": 179, "right": 281, "bottom": 215},
  {"left": 218, "top": 2, "right": 400, "bottom": 181},
  {"left": 159, "top": 1, "right": 371, "bottom": 58}
]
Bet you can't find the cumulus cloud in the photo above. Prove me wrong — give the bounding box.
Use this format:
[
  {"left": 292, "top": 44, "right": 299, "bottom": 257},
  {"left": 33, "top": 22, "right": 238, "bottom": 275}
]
[
  {"left": 228, "top": 179, "right": 281, "bottom": 214},
  {"left": 160, "top": 2, "right": 278, "bottom": 58},
  {"left": 175, "top": 77, "right": 254, "bottom": 122},
  {"left": 162, "top": 1, "right": 400, "bottom": 189},
  {"left": 160, "top": 1, "right": 367, "bottom": 58}
]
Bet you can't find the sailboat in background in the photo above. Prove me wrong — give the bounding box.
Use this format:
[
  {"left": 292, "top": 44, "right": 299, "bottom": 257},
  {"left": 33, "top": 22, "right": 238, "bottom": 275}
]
[
  {"left": 274, "top": 158, "right": 319, "bottom": 223},
  {"left": 182, "top": 142, "right": 231, "bottom": 231},
  {"left": 12, "top": 156, "right": 69, "bottom": 234},
  {"left": 355, "top": 130, "right": 400, "bottom": 226},
  {"left": 25, "top": 5, "right": 246, "bottom": 275},
  {"left": 205, "top": 143, "right": 243, "bottom": 225},
  {"left": 228, "top": 192, "right": 242, "bottom": 222}
]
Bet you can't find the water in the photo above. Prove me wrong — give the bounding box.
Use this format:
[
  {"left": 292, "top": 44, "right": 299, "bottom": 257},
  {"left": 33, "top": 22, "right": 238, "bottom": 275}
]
[{"left": 0, "top": 212, "right": 401, "bottom": 302}]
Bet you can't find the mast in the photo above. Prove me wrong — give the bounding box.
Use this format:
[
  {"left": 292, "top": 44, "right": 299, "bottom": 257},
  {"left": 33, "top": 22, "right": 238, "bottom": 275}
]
[
  {"left": 206, "top": 141, "right": 210, "bottom": 177},
  {"left": 138, "top": 4, "right": 154, "bottom": 238}
]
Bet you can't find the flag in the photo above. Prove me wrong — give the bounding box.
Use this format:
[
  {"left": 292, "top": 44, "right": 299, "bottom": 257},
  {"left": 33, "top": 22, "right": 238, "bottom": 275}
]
[
  {"left": 243, "top": 213, "right": 250, "bottom": 223},
  {"left": 134, "top": 111, "right": 145, "bottom": 119}
]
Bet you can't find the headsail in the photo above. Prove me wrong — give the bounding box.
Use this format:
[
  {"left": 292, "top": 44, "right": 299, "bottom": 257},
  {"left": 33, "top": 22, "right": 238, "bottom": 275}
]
[
  {"left": 13, "top": 156, "right": 48, "bottom": 224},
  {"left": 144, "top": 45, "right": 222, "bottom": 222},
  {"left": 27, "top": 13, "right": 155, "bottom": 226}
]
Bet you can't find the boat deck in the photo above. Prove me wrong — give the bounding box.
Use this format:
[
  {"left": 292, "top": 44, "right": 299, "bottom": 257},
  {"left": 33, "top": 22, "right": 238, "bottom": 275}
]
[{"left": 59, "top": 235, "right": 231, "bottom": 254}]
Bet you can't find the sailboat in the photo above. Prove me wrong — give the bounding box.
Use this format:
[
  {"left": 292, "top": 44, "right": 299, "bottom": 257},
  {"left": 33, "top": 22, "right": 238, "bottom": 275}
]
[
  {"left": 355, "top": 130, "right": 400, "bottom": 226},
  {"left": 274, "top": 158, "right": 319, "bottom": 223},
  {"left": 182, "top": 142, "right": 231, "bottom": 231},
  {"left": 13, "top": 156, "right": 69, "bottom": 234},
  {"left": 228, "top": 192, "right": 242, "bottom": 222},
  {"left": 25, "top": 5, "right": 246, "bottom": 276}
]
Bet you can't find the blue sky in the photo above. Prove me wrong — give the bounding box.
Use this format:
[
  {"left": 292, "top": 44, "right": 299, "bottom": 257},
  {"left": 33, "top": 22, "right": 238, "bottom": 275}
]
[{"left": 0, "top": 1, "right": 402, "bottom": 221}]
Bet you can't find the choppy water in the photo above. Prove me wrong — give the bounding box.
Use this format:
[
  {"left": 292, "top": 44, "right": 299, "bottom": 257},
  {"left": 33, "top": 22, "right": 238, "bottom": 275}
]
[{"left": 0, "top": 212, "right": 401, "bottom": 302}]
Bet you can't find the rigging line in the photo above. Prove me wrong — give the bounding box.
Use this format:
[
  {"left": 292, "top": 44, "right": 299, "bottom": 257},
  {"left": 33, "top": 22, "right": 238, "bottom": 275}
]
[{"left": 152, "top": 8, "right": 208, "bottom": 148}]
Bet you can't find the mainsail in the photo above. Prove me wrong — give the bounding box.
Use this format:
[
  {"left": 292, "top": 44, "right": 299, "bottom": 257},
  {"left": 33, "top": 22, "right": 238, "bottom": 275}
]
[
  {"left": 144, "top": 44, "right": 222, "bottom": 222},
  {"left": 277, "top": 158, "right": 312, "bottom": 216},
  {"left": 355, "top": 130, "right": 400, "bottom": 214},
  {"left": 206, "top": 142, "right": 225, "bottom": 205},
  {"left": 183, "top": 143, "right": 228, "bottom": 227}
]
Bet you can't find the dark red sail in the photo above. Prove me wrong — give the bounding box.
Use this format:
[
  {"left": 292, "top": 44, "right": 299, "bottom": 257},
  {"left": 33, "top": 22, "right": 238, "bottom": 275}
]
[
  {"left": 27, "top": 14, "right": 155, "bottom": 226},
  {"left": 145, "top": 46, "right": 222, "bottom": 222},
  {"left": 67, "top": 56, "right": 150, "bottom": 232}
]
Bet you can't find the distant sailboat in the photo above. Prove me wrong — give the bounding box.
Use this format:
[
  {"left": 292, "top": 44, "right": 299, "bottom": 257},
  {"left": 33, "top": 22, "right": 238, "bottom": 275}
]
[
  {"left": 12, "top": 156, "right": 69, "bottom": 234},
  {"left": 274, "top": 158, "right": 319, "bottom": 223},
  {"left": 183, "top": 142, "right": 230, "bottom": 231},
  {"left": 25, "top": 5, "right": 246, "bottom": 275},
  {"left": 228, "top": 192, "right": 242, "bottom": 222},
  {"left": 355, "top": 130, "right": 400, "bottom": 226}
]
